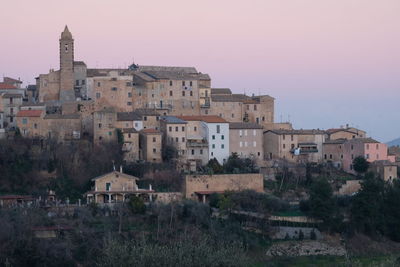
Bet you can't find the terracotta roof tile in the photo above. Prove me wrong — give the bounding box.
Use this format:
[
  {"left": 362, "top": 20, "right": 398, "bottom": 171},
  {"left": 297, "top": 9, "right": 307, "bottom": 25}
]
[
  {"left": 16, "top": 110, "right": 43, "bottom": 117},
  {"left": 0, "top": 83, "right": 17, "bottom": 89},
  {"left": 177, "top": 115, "right": 227, "bottom": 123}
]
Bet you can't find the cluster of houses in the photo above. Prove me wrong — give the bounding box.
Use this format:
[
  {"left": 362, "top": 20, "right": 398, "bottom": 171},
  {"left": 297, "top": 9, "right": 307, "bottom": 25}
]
[{"left": 1, "top": 26, "right": 399, "bottom": 206}]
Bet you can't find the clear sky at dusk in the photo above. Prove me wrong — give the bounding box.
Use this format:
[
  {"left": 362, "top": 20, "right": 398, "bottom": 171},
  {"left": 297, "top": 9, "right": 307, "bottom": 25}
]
[{"left": 1, "top": 0, "right": 399, "bottom": 142}]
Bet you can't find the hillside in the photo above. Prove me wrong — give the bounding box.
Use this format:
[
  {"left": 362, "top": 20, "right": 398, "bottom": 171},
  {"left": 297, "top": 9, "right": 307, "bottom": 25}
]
[{"left": 387, "top": 137, "right": 400, "bottom": 147}]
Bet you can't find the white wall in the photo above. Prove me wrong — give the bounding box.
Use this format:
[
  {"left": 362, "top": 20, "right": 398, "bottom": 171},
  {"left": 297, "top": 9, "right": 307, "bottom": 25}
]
[{"left": 203, "top": 122, "right": 230, "bottom": 164}]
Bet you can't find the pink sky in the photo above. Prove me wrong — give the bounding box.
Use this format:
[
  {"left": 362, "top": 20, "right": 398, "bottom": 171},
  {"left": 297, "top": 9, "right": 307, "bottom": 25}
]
[{"left": 1, "top": 0, "right": 399, "bottom": 141}]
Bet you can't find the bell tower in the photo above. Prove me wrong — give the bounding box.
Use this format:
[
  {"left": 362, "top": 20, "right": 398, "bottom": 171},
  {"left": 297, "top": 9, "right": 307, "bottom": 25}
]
[{"left": 59, "top": 25, "right": 75, "bottom": 102}]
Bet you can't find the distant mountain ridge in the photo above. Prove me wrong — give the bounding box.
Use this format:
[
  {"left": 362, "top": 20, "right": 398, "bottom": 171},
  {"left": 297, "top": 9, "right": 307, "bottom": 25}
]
[{"left": 387, "top": 137, "right": 400, "bottom": 147}]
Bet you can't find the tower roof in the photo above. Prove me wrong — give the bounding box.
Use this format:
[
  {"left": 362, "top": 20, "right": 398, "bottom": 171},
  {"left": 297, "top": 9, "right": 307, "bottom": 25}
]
[{"left": 61, "top": 25, "right": 73, "bottom": 39}]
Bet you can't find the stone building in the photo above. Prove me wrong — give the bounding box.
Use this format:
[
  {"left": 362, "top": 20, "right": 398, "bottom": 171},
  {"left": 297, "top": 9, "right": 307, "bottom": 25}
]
[
  {"left": 370, "top": 160, "right": 398, "bottom": 181},
  {"left": 121, "top": 128, "right": 139, "bottom": 162},
  {"left": 16, "top": 110, "right": 44, "bottom": 138},
  {"left": 116, "top": 112, "right": 142, "bottom": 131},
  {"left": 93, "top": 109, "right": 117, "bottom": 144},
  {"left": 201, "top": 89, "right": 274, "bottom": 127},
  {"left": 184, "top": 173, "right": 264, "bottom": 202},
  {"left": 322, "top": 139, "right": 346, "bottom": 168},
  {"left": 326, "top": 126, "right": 366, "bottom": 140},
  {"left": 264, "top": 129, "right": 326, "bottom": 163},
  {"left": 133, "top": 108, "right": 160, "bottom": 130},
  {"left": 229, "top": 122, "right": 264, "bottom": 163},
  {"left": 42, "top": 114, "right": 81, "bottom": 141},
  {"left": 139, "top": 128, "right": 162, "bottom": 163},
  {"left": 85, "top": 170, "right": 154, "bottom": 204},
  {"left": 160, "top": 116, "right": 188, "bottom": 157}
]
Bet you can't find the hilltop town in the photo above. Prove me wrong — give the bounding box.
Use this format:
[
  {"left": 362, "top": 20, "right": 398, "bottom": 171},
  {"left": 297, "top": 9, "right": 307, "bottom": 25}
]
[{"left": 1, "top": 27, "right": 400, "bottom": 266}]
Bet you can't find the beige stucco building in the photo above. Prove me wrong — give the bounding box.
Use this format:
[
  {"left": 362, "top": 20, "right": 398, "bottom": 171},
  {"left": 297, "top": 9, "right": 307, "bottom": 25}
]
[
  {"left": 139, "top": 128, "right": 162, "bottom": 162},
  {"left": 93, "top": 109, "right": 117, "bottom": 144},
  {"left": 184, "top": 173, "right": 264, "bottom": 202},
  {"left": 264, "top": 129, "right": 326, "bottom": 163},
  {"left": 229, "top": 122, "right": 264, "bottom": 163},
  {"left": 326, "top": 126, "right": 366, "bottom": 140},
  {"left": 16, "top": 110, "right": 44, "bottom": 137},
  {"left": 85, "top": 170, "right": 154, "bottom": 204},
  {"left": 371, "top": 161, "right": 398, "bottom": 181}
]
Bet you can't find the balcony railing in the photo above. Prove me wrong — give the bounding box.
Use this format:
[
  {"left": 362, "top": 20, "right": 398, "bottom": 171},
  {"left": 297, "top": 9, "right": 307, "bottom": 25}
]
[{"left": 187, "top": 139, "right": 208, "bottom": 147}]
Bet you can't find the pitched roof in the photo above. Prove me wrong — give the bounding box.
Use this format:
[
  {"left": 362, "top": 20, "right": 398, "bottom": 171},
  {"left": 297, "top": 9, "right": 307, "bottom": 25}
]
[
  {"left": 177, "top": 115, "right": 227, "bottom": 123},
  {"left": 44, "top": 113, "right": 80, "bottom": 119},
  {"left": 74, "top": 61, "right": 86, "bottom": 66},
  {"left": 347, "top": 137, "right": 379, "bottom": 144},
  {"left": 211, "top": 94, "right": 250, "bottom": 102},
  {"left": 16, "top": 110, "right": 43, "bottom": 117},
  {"left": 0, "top": 83, "right": 17, "bottom": 89},
  {"left": 142, "top": 70, "right": 206, "bottom": 80},
  {"left": 3, "top": 77, "right": 22, "bottom": 84},
  {"left": 211, "top": 88, "right": 232, "bottom": 95},
  {"left": 1, "top": 93, "right": 23, "bottom": 98},
  {"left": 117, "top": 112, "right": 141, "bottom": 121},
  {"left": 91, "top": 171, "right": 139, "bottom": 181},
  {"left": 133, "top": 108, "right": 160, "bottom": 116},
  {"left": 122, "top": 128, "right": 138, "bottom": 133},
  {"left": 323, "top": 138, "right": 347, "bottom": 144},
  {"left": 229, "top": 122, "right": 263, "bottom": 129},
  {"left": 140, "top": 128, "right": 161, "bottom": 134},
  {"left": 138, "top": 65, "right": 197, "bottom": 73},
  {"left": 160, "top": 116, "right": 187, "bottom": 124},
  {"left": 265, "top": 129, "right": 325, "bottom": 135}
]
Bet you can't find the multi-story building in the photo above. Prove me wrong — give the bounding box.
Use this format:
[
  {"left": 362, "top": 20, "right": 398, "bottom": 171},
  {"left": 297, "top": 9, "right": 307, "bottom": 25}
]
[
  {"left": 343, "top": 138, "right": 394, "bottom": 173},
  {"left": 326, "top": 125, "right": 366, "bottom": 140},
  {"left": 370, "top": 161, "right": 398, "bottom": 181},
  {"left": 133, "top": 109, "right": 160, "bottom": 130},
  {"left": 322, "top": 139, "right": 346, "bottom": 168},
  {"left": 0, "top": 93, "right": 23, "bottom": 128},
  {"left": 16, "top": 110, "right": 44, "bottom": 137},
  {"left": 264, "top": 129, "right": 326, "bottom": 163},
  {"left": 42, "top": 114, "right": 81, "bottom": 141},
  {"left": 178, "top": 116, "right": 229, "bottom": 164},
  {"left": 139, "top": 128, "right": 162, "bottom": 163},
  {"left": 202, "top": 89, "right": 274, "bottom": 127},
  {"left": 229, "top": 122, "right": 264, "bottom": 163},
  {"left": 160, "top": 116, "right": 188, "bottom": 157},
  {"left": 93, "top": 109, "right": 117, "bottom": 144},
  {"left": 121, "top": 128, "right": 140, "bottom": 162},
  {"left": 116, "top": 112, "right": 143, "bottom": 131}
]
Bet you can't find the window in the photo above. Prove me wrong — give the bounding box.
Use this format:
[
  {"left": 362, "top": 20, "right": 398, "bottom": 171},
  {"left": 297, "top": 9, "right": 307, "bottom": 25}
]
[
  {"left": 22, "top": 118, "right": 27, "bottom": 124},
  {"left": 341, "top": 154, "right": 343, "bottom": 159},
  {"left": 96, "top": 92, "right": 101, "bottom": 99},
  {"left": 205, "top": 110, "right": 208, "bottom": 115},
  {"left": 153, "top": 148, "right": 156, "bottom": 153},
  {"left": 128, "top": 92, "right": 132, "bottom": 97},
  {"left": 190, "top": 91, "right": 193, "bottom": 96},
  {"left": 324, "top": 154, "right": 327, "bottom": 159},
  {"left": 190, "top": 81, "right": 193, "bottom": 86},
  {"left": 194, "top": 126, "right": 197, "bottom": 131},
  {"left": 254, "top": 104, "right": 257, "bottom": 111},
  {"left": 262, "top": 116, "right": 265, "bottom": 121},
  {"left": 111, "top": 78, "right": 117, "bottom": 81},
  {"left": 253, "top": 141, "right": 256, "bottom": 147},
  {"left": 212, "top": 135, "right": 215, "bottom": 140},
  {"left": 231, "top": 113, "right": 234, "bottom": 118},
  {"left": 108, "top": 131, "right": 112, "bottom": 136},
  {"left": 216, "top": 125, "right": 220, "bottom": 133},
  {"left": 182, "top": 126, "right": 185, "bottom": 131},
  {"left": 221, "top": 144, "right": 224, "bottom": 149},
  {"left": 144, "top": 116, "right": 147, "bottom": 121},
  {"left": 127, "top": 102, "right": 132, "bottom": 106},
  {"left": 169, "top": 81, "right": 173, "bottom": 86},
  {"left": 182, "top": 137, "right": 185, "bottom": 142},
  {"left": 153, "top": 137, "right": 156, "bottom": 142},
  {"left": 106, "top": 183, "right": 111, "bottom": 191},
  {"left": 191, "top": 149, "right": 194, "bottom": 155},
  {"left": 76, "top": 80, "right": 79, "bottom": 86},
  {"left": 240, "top": 141, "right": 243, "bottom": 147},
  {"left": 291, "top": 144, "right": 295, "bottom": 149},
  {"left": 376, "top": 144, "right": 379, "bottom": 149},
  {"left": 244, "top": 142, "right": 248, "bottom": 147},
  {"left": 9, "top": 98, "right": 13, "bottom": 104},
  {"left": 175, "top": 137, "right": 179, "bottom": 142},
  {"left": 330, "top": 154, "right": 333, "bottom": 159},
  {"left": 239, "top": 130, "right": 242, "bottom": 137},
  {"left": 291, "top": 135, "right": 294, "bottom": 141},
  {"left": 200, "top": 149, "right": 203, "bottom": 155},
  {"left": 34, "top": 123, "right": 37, "bottom": 129},
  {"left": 244, "top": 130, "right": 247, "bottom": 136},
  {"left": 182, "top": 91, "right": 185, "bottom": 97},
  {"left": 283, "top": 144, "right": 286, "bottom": 149},
  {"left": 221, "top": 135, "right": 224, "bottom": 140},
  {"left": 126, "top": 82, "right": 131, "bottom": 86},
  {"left": 366, "top": 144, "right": 369, "bottom": 149},
  {"left": 135, "top": 123, "right": 138, "bottom": 128},
  {"left": 169, "top": 126, "right": 172, "bottom": 132},
  {"left": 111, "top": 87, "right": 117, "bottom": 91},
  {"left": 351, "top": 145, "right": 354, "bottom": 150},
  {"left": 175, "top": 126, "right": 179, "bottom": 132},
  {"left": 253, "top": 130, "right": 256, "bottom": 136},
  {"left": 98, "top": 123, "right": 102, "bottom": 128},
  {"left": 211, "top": 152, "right": 214, "bottom": 156},
  {"left": 212, "top": 144, "right": 215, "bottom": 149},
  {"left": 283, "top": 134, "right": 286, "bottom": 140},
  {"left": 182, "top": 81, "right": 185, "bottom": 86},
  {"left": 97, "top": 82, "right": 101, "bottom": 87},
  {"left": 247, "top": 105, "right": 249, "bottom": 111},
  {"left": 169, "top": 91, "right": 173, "bottom": 96}
]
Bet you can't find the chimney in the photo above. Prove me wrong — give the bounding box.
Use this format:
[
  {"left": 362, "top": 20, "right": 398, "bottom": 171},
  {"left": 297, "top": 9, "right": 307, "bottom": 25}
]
[{"left": 120, "top": 165, "right": 123, "bottom": 173}]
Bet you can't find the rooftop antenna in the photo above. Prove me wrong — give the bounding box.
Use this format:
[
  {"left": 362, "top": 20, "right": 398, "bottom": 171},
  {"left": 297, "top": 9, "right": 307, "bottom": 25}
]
[
  {"left": 288, "top": 114, "right": 291, "bottom": 123},
  {"left": 280, "top": 114, "right": 283, "bottom": 123}
]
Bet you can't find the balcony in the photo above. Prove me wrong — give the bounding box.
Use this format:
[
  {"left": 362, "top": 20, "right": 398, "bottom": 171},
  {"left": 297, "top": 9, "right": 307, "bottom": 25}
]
[
  {"left": 187, "top": 139, "right": 208, "bottom": 148},
  {"left": 291, "top": 143, "right": 319, "bottom": 154}
]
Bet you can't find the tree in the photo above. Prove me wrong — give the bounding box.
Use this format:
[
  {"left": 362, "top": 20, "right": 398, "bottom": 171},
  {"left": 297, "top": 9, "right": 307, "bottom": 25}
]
[
  {"left": 383, "top": 179, "right": 400, "bottom": 241},
  {"left": 352, "top": 156, "right": 370, "bottom": 175},
  {"left": 128, "top": 196, "right": 146, "bottom": 214},
  {"left": 162, "top": 144, "right": 178, "bottom": 162},
  {"left": 206, "top": 158, "right": 223, "bottom": 174},
  {"left": 308, "top": 178, "right": 336, "bottom": 224},
  {"left": 350, "top": 173, "right": 385, "bottom": 235}
]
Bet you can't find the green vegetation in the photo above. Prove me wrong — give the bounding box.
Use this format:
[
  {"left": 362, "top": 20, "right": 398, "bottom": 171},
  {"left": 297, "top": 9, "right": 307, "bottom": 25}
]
[
  {"left": 352, "top": 156, "right": 370, "bottom": 175},
  {"left": 206, "top": 153, "right": 259, "bottom": 174}
]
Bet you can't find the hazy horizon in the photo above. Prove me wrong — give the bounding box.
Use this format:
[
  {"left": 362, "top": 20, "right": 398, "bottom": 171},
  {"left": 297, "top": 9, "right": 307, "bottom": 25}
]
[{"left": 1, "top": 0, "right": 399, "bottom": 142}]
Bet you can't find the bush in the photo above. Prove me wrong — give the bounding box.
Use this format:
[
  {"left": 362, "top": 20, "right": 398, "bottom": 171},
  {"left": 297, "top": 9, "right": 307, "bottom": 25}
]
[{"left": 128, "top": 196, "right": 146, "bottom": 214}]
